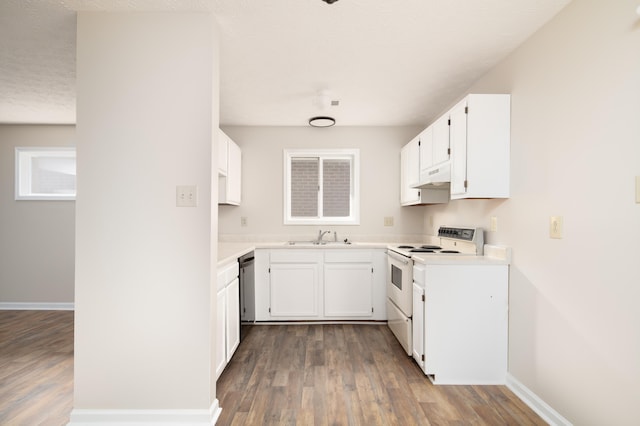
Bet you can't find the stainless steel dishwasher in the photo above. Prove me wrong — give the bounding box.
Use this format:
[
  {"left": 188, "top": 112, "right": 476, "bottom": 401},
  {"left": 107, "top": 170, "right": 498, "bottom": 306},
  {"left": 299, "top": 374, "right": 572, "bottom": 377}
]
[{"left": 238, "top": 251, "right": 255, "bottom": 342}]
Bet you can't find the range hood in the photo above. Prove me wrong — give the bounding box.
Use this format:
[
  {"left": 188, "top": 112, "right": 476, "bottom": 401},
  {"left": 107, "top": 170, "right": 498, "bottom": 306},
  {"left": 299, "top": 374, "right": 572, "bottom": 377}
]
[{"left": 412, "top": 161, "right": 451, "bottom": 189}]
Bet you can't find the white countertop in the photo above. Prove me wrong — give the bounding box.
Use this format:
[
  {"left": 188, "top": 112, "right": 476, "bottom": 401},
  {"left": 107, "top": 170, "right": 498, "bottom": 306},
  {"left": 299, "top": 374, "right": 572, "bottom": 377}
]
[
  {"left": 217, "top": 242, "right": 258, "bottom": 266},
  {"left": 218, "top": 241, "right": 511, "bottom": 266},
  {"left": 217, "top": 241, "right": 390, "bottom": 266}
]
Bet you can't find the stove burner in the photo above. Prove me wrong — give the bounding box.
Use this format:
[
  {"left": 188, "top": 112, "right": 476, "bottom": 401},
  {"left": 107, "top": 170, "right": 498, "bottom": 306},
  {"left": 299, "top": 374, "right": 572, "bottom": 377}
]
[
  {"left": 421, "top": 245, "right": 442, "bottom": 250},
  {"left": 410, "top": 249, "right": 436, "bottom": 253},
  {"left": 440, "top": 250, "right": 460, "bottom": 254},
  {"left": 397, "top": 245, "right": 414, "bottom": 249}
]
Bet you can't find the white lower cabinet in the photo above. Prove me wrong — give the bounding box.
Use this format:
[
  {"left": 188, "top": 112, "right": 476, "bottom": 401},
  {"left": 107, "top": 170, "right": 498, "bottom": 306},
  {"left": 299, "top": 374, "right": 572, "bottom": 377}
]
[
  {"left": 270, "top": 263, "right": 320, "bottom": 317},
  {"left": 215, "top": 260, "right": 240, "bottom": 380},
  {"left": 254, "top": 248, "right": 386, "bottom": 321},
  {"left": 413, "top": 262, "right": 509, "bottom": 385},
  {"left": 267, "top": 249, "right": 322, "bottom": 320},
  {"left": 324, "top": 250, "right": 373, "bottom": 317},
  {"left": 412, "top": 282, "right": 425, "bottom": 369},
  {"left": 215, "top": 286, "right": 226, "bottom": 379},
  {"left": 225, "top": 278, "right": 240, "bottom": 362}
]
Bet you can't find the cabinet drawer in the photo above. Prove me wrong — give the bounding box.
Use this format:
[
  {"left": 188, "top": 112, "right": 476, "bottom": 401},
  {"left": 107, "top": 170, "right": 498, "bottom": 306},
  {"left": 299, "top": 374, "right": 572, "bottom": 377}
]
[
  {"left": 270, "top": 249, "right": 322, "bottom": 263},
  {"left": 324, "top": 250, "right": 372, "bottom": 263}
]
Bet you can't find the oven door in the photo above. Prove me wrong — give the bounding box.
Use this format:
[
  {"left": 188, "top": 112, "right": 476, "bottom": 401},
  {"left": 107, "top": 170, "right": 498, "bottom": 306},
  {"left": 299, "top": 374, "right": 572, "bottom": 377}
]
[{"left": 386, "top": 250, "right": 413, "bottom": 317}]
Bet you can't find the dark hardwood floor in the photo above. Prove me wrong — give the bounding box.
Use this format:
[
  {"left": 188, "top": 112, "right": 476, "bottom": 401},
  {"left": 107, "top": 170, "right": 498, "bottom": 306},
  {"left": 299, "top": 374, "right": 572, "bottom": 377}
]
[
  {"left": 0, "top": 310, "right": 74, "bottom": 426},
  {"left": 217, "top": 324, "right": 546, "bottom": 426},
  {"left": 0, "top": 311, "right": 545, "bottom": 425}
]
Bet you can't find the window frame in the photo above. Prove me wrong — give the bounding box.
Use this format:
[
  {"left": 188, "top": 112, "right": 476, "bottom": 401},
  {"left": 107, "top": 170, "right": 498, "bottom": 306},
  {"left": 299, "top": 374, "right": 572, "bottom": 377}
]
[
  {"left": 15, "top": 147, "right": 77, "bottom": 201},
  {"left": 283, "top": 148, "right": 360, "bottom": 225}
]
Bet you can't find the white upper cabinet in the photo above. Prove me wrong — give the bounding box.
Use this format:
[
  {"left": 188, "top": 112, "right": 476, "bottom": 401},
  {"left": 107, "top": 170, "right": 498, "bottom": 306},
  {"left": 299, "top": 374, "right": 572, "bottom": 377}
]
[
  {"left": 419, "top": 115, "right": 449, "bottom": 180},
  {"left": 431, "top": 115, "right": 450, "bottom": 167},
  {"left": 401, "top": 136, "right": 421, "bottom": 205},
  {"left": 449, "top": 94, "right": 510, "bottom": 199},
  {"left": 418, "top": 126, "right": 433, "bottom": 174},
  {"left": 218, "top": 129, "right": 228, "bottom": 176},
  {"left": 412, "top": 93, "right": 510, "bottom": 199},
  {"left": 401, "top": 136, "right": 449, "bottom": 206},
  {"left": 218, "top": 129, "right": 242, "bottom": 205}
]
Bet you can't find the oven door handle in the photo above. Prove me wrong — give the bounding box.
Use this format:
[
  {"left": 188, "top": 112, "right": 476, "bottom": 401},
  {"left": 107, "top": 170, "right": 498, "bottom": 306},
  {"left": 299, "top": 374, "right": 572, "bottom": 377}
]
[{"left": 386, "top": 250, "right": 410, "bottom": 265}]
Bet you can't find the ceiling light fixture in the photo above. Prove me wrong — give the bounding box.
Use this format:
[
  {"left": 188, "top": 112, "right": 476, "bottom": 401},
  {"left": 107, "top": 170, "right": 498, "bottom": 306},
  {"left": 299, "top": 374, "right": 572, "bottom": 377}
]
[
  {"left": 322, "top": 0, "right": 339, "bottom": 4},
  {"left": 309, "top": 116, "right": 336, "bottom": 127}
]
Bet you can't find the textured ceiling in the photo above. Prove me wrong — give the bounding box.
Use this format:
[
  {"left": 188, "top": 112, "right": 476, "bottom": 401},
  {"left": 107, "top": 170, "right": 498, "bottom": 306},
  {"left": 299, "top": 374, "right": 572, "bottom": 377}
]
[{"left": 0, "top": 0, "right": 571, "bottom": 126}]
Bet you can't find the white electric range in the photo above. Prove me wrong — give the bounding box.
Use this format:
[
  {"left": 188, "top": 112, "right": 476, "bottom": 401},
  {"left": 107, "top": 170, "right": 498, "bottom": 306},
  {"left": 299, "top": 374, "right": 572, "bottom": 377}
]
[{"left": 386, "top": 226, "right": 484, "bottom": 355}]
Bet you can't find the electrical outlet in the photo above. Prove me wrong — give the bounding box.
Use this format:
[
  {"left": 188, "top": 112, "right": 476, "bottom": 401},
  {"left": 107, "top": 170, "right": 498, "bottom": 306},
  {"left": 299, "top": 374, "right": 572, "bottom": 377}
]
[
  {"left": 550, "top": 216, "right": 563, "bottom": 239},
  {"left": 429, "top": 216, "right": 434, "bottom": 227},
  {"left": 636, "top": 176, "right": 640, "bottom": 203},
  {"left": 240, "top": 217, "right": 248, "bottom": 227},
  {"left": 384, "top": 216, "right": 394, "bottom": 227},
  {"left": 490, "top": 216, "right": 498, "bottom": 232},
  {"left": 176, "top": 185, "right": 197, "bottom": 207}
]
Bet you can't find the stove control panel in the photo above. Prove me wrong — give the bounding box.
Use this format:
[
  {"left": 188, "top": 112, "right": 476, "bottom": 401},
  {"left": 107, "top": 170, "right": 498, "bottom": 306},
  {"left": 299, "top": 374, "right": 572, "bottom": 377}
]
[{"left": 438, "top": 227, "right": 475, "bottom": 241}]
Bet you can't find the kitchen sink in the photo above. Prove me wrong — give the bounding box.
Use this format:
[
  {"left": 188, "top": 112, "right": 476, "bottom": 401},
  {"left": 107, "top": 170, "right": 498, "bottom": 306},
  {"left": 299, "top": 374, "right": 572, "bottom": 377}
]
[
  {"left": 286, "top": 240, "right": 352, "bottom": 246},
  {"left": 286, "top": 241, "right": 320, "bottom": 246}
]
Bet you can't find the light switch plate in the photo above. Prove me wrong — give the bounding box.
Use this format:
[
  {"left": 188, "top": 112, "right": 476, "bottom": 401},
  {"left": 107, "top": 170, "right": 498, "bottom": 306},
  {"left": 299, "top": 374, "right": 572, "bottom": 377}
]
[
  {"left": 636, "top": 176, "right": 640, "bottom": 203},
  {"left": 176, "top": 185, "right": 197, "bottom": 207},
  {"left": 550, "top": 216, "right": 563, "bottom": 239},
  {"left": 240, "top": 216, "right": 248, "bottom": 227}
]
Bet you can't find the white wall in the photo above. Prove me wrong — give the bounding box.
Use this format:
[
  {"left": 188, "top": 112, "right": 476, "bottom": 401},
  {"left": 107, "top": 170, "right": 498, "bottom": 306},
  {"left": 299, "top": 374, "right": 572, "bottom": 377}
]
[
  {"left": 425, "top": 1, "right": 640, "bottom": 424},
  {"left": 218, "top": 126, "right": 425, "bottom": 241},
  {"left": 73, "top": 11, "right": 219, "bottom": 421},
  {"left": 0, "top": 124, "right": 75, "bottom": 306}
]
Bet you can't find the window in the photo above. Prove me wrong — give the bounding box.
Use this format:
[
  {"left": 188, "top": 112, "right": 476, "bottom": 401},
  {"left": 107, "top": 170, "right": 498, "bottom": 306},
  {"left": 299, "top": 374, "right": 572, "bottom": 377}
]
[
  {"left": 15, "top": 147, "right": 76, "bottom": 200},
  {"left": 284, "top": 149, "right": 360, "bottom": 225}
]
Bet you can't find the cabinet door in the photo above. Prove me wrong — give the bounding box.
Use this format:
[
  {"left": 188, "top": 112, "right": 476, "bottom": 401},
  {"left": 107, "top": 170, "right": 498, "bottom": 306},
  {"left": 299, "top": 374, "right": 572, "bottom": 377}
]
[
  {"left": 419, "top": 126, "right": 434, "bottom": 175},
  {"left": 412, "top": 282, "right": 425, "bottom": 371},
  {"left": 449, "top": 99, "right": 468, "bottom": 196},
  {"left": 432, "top": 115, "right": 450, "bottom": 167},
  {"left": 219, "top": 136, "right": 241, "bottom": 205},
  {"left": 400, "top": 136, "right": 420, "bottom": 205},
  {"left": 270, "top": 263, "right": 319, "bottom": 317},
  {"left": 215, "top": 288, "right": 226, "bottom": 379},
  {"left": 226, "top": 140, "right": 242, "bottom": 205},
  {"left": 226, "top": 278, "right": 240, "bottom": 362},
  {"left": 218, "top": 129, "right": 229, "bottom": 176},
  {"left": 324, "top": 263, "right": 373, "bottom": 317}
]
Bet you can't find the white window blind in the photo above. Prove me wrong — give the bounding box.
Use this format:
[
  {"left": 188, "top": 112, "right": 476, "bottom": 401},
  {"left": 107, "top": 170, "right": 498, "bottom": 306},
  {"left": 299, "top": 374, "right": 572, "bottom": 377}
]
[{"left": 15, "top": 147, "right": 76, "bottom": 200}]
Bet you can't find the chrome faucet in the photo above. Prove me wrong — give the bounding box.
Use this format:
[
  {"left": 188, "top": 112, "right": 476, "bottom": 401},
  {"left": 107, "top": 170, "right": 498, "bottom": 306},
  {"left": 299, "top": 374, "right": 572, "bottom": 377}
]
[{"left": 316, "top": 230, "right": 331, "bottom": 243}]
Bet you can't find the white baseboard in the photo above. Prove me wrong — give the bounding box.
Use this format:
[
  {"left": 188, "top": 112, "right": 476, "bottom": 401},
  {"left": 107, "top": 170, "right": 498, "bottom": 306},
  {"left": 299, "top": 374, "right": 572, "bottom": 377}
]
[
  {"left": 0, "top": 302, "right": 74, "bottom": 311},
  {"left": 68, "top": 400, "right": 221, "bottom": 425},
  {"left": 210, "top": 399, "right": 222, "bottom": 425},
  {"left": 506, "top": 373, "right": 572, "bottom": 426}
]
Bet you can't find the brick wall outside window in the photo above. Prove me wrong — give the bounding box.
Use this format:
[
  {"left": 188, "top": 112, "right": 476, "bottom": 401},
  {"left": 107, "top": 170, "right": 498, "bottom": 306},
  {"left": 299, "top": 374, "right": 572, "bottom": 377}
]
[
  {"left": 323, "top": 159, "right": 350, "bottom": 217},
  {"left": 291, "top": 158, "right": 318, "bottom": 217}
]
